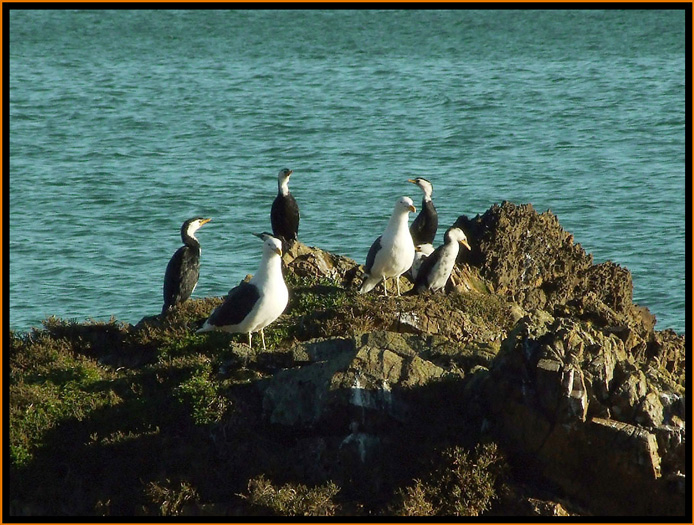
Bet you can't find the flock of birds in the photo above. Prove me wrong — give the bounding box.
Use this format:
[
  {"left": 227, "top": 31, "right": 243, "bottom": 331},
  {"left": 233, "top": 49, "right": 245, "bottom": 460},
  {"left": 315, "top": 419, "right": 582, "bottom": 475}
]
[{"left": 161, "top": 169, "right": 471, "bottom": 350}]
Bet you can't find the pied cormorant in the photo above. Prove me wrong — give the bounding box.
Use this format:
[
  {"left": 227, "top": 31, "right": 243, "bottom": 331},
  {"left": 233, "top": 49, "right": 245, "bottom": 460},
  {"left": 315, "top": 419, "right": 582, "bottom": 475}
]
[
  {"left": 408, "top": 177, "right": 438, "bottom": 246},
  {"left": 162, "top": 217, "right": 211, "bottom": 314},
  {"left": 271, "top": 168, "right": 299, "bottom": 249},
  {"left": 412, "top": 226, "right": 471, "bottom": 294}
]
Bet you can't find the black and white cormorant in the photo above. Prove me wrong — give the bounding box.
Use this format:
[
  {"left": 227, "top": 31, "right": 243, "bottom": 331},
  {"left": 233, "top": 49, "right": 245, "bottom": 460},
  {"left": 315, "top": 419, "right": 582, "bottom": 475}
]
[
  {"left": 411, "top": 226, "right": 471, "bottom": 294},
  {"left": 162, "top": 217, "right": 211, "bottom": 314},
  {"left": 359, "top": 196, "right": 416, "bottom": 296},
  {"left": 271, "top": 168, "right": 299, "bottom": 249},
  {"left": 197, "top": 233, "right": 289, "bottom": 350},
  {"left": 407, "top": 177, "right": 438, "bottom": 246}
]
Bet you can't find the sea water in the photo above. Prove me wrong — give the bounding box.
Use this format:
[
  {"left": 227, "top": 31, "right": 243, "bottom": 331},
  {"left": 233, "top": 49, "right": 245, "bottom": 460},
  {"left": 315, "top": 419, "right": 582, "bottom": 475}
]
[{"left": 9, "top": 9, "right": 686, "bottom": 333}]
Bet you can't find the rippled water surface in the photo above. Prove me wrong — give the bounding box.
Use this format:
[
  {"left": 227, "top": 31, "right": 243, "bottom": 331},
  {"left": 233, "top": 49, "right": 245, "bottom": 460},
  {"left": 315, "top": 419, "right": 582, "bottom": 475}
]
[{"left": 9, "top": 9, "right": 686, "bottom": 333}]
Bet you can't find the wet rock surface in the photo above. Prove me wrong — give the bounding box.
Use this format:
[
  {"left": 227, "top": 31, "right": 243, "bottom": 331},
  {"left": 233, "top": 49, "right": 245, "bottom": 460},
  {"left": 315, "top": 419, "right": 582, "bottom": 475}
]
[{"left": 10, "top": 202, "right": 685, "bottom": 517}]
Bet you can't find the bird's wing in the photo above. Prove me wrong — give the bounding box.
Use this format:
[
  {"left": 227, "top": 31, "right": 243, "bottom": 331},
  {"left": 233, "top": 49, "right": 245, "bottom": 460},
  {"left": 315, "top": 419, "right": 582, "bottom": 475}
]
[
  {"left": 207, "top": 281, "right": 261, "bottom": 327},
  {"left": 364, "top": 235, "right": 382, "bottom": 274},
  {"left": 271, "top": 194, "right": 300, "bottom": 241},
  {"left": 413, "top": 244, "right": 444, "bottom": 292},
  {"left": 163, "top": 246, "right": 186, "bottom": 309}
]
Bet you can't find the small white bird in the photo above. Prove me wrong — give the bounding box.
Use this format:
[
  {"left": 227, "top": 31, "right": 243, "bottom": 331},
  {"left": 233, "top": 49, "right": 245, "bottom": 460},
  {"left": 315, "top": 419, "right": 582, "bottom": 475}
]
[
  {"left": 412, "top": 227, "right": 471, "bottom": 294},
  {"left": 359, "top": 196, "right": 416, "bottom": 296},
  {"left": 197, "top": 233, "right": 289, "bottom": 350},
  {"left": 411, "top": 243, "right": 435, "bottom": 281}
]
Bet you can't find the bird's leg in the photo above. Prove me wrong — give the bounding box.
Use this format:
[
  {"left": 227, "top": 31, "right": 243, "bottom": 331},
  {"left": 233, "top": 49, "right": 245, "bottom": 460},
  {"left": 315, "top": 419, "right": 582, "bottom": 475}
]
[
  {"left": 396, "top": 275, "right": 401, "bottom": 296},
  {"left": 248, "top": 332, "right": 252, "bottom": 349},
  {"left": 261, "top": 328, "right": 267, "bottom": 351},
  {"left": 383, "top": 277, "right": 388, "bottom": 297}
]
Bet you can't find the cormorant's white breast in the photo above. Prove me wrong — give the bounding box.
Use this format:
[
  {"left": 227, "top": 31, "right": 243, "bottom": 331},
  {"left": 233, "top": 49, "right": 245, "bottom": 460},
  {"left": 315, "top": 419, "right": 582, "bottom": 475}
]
[{"left": 162, "top": 217, "right": 211, "bottom": 314}]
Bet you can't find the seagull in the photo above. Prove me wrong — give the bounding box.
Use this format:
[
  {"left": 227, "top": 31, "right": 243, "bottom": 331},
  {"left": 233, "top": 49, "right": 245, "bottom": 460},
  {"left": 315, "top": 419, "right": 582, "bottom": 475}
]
[
  {"left": 197, "top": 233, "right": 289, "bottom": 350},
  {"left": 271, "top": 168, "right": 299, "bottom": 249},
  {"left": 359, "top": 196, "right": 416, "bottom": 296},
  {"left": 411, "top": 227, "right": 471, "bottom": 294},
  {"left": 411, "top": 243, "right": 435, "bottom": 281},
  {"left": 162, "top": 217, "right": 211, "bottom": 314},
  {"left": 407, "top": 177, "right": 438, "bottom": 246}
]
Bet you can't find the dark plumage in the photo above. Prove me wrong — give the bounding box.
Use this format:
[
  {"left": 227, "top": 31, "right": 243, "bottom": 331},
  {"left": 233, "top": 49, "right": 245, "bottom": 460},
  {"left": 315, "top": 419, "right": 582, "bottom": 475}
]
[
  {"left": 408, "top": 177, "right": 438, "bottom": 245},
  {"left": 364, "top": 235, "right": 382, "bottom": 275},
  {"left": 203, "top": 281, "right": 261, "bottom": 328},
  {"left": 162, "top": 217, "right": 211, "bottom": 314},
  {"left": 271, "top": 168, "right": 299, "bottom": 248}
]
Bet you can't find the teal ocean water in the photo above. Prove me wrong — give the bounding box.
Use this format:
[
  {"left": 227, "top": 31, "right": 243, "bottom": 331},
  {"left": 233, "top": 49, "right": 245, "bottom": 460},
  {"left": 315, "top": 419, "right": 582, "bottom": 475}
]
[{"left": 9, "top": 9, "right": 686, "bottom": 334}]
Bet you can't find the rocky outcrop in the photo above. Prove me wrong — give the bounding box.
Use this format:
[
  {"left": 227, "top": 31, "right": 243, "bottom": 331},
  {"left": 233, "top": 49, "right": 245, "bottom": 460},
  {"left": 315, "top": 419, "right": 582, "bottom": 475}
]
[
  {"left": 261, "top": 201, "right": 686, "bottom": 515},
  {"left": 11, "top": 202, "right": 685, "bottom": 517}
]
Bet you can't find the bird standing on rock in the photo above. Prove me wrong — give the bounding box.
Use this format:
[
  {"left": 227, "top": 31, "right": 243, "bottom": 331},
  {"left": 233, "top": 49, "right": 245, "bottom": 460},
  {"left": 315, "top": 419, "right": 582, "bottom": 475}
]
[
  {"left": 271, "top": 168, "right": 299, "bottom": 250},
  {"left": 359, "top": 196, "right": 416, "bottom": 296},
  {"left": 162, "top": 217, "right": 211, "bottom": 314},
  {"left": 408, "top": 177, "right": 438, "bottom": 246},
  {"left": 197, "top": 233, "right": 289, "bottom": 350},
  {"left": 411, "top": 226, "right": 471, "bottom": 294}
]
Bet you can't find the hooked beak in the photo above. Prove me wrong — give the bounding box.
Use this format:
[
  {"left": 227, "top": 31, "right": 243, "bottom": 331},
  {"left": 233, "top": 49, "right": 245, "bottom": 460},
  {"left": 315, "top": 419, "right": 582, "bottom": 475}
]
[
  {"left": 274, "top": 247, "right": 282, "bottom": 256},
  {"left": 460, "top": 239, "right": 471, "bottom": 250},
  {"left": 408, "top": 204, "right": 416, "bottom": 213}
]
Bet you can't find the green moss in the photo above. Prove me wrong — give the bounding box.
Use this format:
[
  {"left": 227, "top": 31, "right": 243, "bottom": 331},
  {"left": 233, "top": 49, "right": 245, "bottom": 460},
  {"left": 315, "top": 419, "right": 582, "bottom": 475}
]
[{"left": 173, "top": 363, "right": 230, "bottom": 425}]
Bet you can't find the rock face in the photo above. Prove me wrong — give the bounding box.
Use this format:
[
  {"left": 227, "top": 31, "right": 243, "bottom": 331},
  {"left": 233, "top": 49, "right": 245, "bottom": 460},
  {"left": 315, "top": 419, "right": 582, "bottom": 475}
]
[{"left": 263, "top": 202, "right": 686, "bottom": 515}]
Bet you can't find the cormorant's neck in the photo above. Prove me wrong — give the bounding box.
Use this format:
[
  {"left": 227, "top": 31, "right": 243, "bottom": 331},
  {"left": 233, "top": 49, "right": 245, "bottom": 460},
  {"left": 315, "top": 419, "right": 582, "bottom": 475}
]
[
  {"left": 421, "top": 190, "right": 433, "bottom": 203},
  {"left": 182, "top": 232, "right": 201, "bottom": 250},
  {"left": 278, "top": 178, "right": 290, "bottom": 197}
]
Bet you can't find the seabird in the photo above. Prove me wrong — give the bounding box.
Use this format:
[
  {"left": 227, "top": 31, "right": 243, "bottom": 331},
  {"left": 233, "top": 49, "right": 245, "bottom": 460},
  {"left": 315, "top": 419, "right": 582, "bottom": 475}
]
[
  {"left": 162, "top": 217, "right": 211, "bottom": 314},
  {"left": 407, "top": 177, "right": 438, "bottom": 246},
  {"left": 411, "top": 226, "right": 471, "bottom": 294},
  {"left": 411, "top": 243, "right": 435, "bottom": 281},
  {"left": 197, "top": 233, "right": 289, "bottom": 350},
  {"left": 359, "top": 196, "right": 416, "bottom": 296},
  {"left": 271, "top": 168, "right": 299, "bottom": 249}
]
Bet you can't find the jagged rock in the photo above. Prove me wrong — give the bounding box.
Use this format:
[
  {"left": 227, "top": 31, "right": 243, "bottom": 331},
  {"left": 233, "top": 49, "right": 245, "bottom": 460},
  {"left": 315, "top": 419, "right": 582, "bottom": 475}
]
[{"left": 482, "top": 312, "right": 685, "bottom": 515}]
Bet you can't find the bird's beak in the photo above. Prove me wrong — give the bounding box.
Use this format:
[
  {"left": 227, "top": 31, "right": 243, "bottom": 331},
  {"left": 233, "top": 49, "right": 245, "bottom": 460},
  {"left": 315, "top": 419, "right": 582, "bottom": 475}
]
[
  {"left": 460, "top": 239, "right": 471, "bottom": 250},
  {"left": 201, "top": 218, "right": 212, "bottom": 226},
  {"left": 408, "top": 205, "right": 416, "bottom": 213},
  {"left": 252, "top": 232, "right": 264, "bottom": 239},
  {"left": 274, "top": 247, "right": 282, "bottom": 256},
  {"left": 288, "top": 170, "right": 293, "bottom": 176},
  {"left": 407, "top": 179, "right": 417, "bottom": 184}
]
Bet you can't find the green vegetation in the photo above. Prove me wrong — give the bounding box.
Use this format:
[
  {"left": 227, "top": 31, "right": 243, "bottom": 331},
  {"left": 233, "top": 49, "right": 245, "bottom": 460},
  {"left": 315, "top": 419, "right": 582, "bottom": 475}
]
[
  {"left": 9, "top": 273, "right": 513, "bottom": 516},
  {"left": 241, "top": 475, "right": 340, "bottom": 516},
  {"left": 394, "top": 443, "right": 506, "bottom": 516}
]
